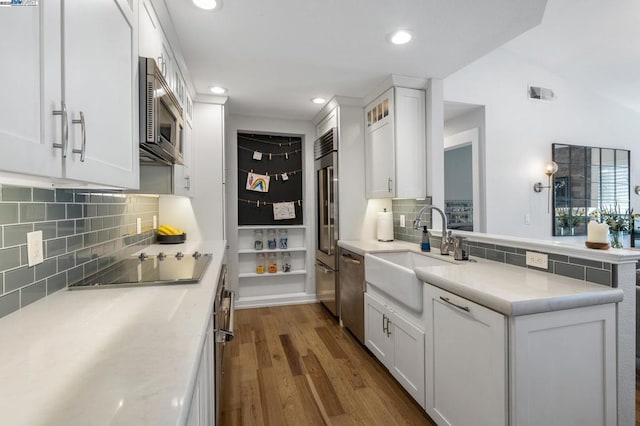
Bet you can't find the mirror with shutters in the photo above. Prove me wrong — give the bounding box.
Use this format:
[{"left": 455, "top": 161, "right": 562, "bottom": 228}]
[{"left": 552, "top": 143, "right": 630, "bottom": 236}]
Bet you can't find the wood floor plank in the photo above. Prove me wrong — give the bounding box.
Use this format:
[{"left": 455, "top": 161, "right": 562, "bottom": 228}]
[
  {"left": 257, "top": 367, "right": 285, "bottom": 425},
  {"left": 315, "top": 326, "right": 347, "bottom": 359},
  {"left": 279, "top": 334, "right": 303, "bottom": 376},
  {"left": 302, "top": 349, "right": 346, "bottom": 417}
]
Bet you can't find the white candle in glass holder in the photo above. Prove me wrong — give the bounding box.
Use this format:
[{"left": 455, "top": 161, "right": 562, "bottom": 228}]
[{"left": 587, "top": 220, "right": 609, "bottom": 243}]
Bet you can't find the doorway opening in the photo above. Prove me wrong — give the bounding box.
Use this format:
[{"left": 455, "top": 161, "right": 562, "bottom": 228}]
[{"left": 443, "top": 102, "right": 485, "bottom": 232}]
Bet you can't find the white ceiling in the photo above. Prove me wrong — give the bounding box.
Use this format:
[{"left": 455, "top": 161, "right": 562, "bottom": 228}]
[
  {"left": 164, "top": 0, "right": 547, "bottom": 120},
  {"left": 502, "top": 0, "right": 640, "bottom": 114}
]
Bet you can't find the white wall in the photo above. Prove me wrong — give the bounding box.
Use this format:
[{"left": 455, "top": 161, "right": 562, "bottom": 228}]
[
  {"left": 226, "top": 114, "right": 316, "bottom": 298},
  {"left": 444, "top": 48, "right": 640, "bottom": 238},
  {"left": 159, "top": 102, "right": 226, "bottom": 243}
]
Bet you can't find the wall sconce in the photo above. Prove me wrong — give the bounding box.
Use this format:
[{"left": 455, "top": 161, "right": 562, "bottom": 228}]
[{"left": 533, "top": 161, "right": 558, "bottom": 212}]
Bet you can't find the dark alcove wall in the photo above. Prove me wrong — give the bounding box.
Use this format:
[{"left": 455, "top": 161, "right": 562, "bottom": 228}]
[{"left": 237, "top": 132, "right": 304, "bottom": 226}]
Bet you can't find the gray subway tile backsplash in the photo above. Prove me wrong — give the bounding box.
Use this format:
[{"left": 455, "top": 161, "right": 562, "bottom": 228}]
[
  {"left": 0, "top": 291, "right": 19, "bottom": 318},
  {"left": 5, "top": 266, "right": 35, "bottom": 293},
  {"left": 21, "top": 280, "right": 46, "bottom": 307},
  {"left": 2, "top": 186, "right": 32, "bottom": 202},
  {"left": 4, "top": 224, "right": 33, "bottom": 247},
  {"left": 554, "top": 262, "right": 586, "bottom": 280},
  {"left": 0, "top": 204, "right": 19, "bottom": 224},
  {"left": 0, "top": 185, "right": 158, "bottom": 319},
  {"left": 33, "top": 188, "right": 55, "bottom": 202},
  {"left": 46, "top": 203, "right": 66, "bottom": 221}
]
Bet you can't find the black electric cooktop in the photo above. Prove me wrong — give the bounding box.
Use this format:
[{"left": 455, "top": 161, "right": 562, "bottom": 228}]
[{"left": 67, "top": 251, "right": 212, "bottom": 290}]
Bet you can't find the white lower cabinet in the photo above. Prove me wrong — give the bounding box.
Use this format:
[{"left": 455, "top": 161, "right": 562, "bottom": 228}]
[
  {"left": 364, "top": 293, "right": 425, "bottom": 407},
  {"left": 425, "top": 285, "right": 507, "bottom": 426},
  {"left": 187, "top": 315, "right": 215, "bottom": 426},
  {"left": 424, "top": 284, "right": 617, "bottom": 426}
]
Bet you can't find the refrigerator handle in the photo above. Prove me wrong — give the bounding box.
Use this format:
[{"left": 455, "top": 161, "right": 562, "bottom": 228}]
[{"left": 327, "top": 166, "right": 333, "bottom": 256}]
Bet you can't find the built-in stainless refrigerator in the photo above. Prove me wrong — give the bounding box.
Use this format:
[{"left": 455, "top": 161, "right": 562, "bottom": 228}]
[{"left": 315, "top": 128, "right": 339, "bottom": 317}]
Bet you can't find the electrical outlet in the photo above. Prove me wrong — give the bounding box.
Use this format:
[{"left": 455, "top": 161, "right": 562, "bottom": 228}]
[
  {"left": 524, "top": 213, "right": 531, "bottom": 225},
  {"left": 27, "top": 230, "right": 44, "bottom": 267},
  {"left": 526, "top": 251, "right": 548, "bottom": 269},
  {"left": 400, "top": 214, "right": 406, "bottom": 227},
  {"left": 136, "top": 217, "right": 142, "bottom": 235},
  {"left": 153, "top": 215, "right": 157, "bottom": 230}
]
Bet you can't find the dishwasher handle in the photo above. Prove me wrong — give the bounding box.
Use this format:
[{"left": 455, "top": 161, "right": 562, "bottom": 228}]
[
  {"left": 217, "top": 290, "right": 235, "bottom": 342},
  {"left": 340, "top": 253, "right": 361, "bottom": 265}
]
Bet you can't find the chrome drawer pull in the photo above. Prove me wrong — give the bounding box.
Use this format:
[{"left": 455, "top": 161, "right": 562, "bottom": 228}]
[
  {"left": 440, "top": 296, "right": 470, "bottom": 312},
  {"left": 52, "top": 102, "right": 69, "bottom": 158},
  {"left": 71, "top": 111, "right": 86, "bottom": 162}
]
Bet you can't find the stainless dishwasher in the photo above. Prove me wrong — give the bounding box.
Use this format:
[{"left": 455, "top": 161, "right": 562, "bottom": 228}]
[{"left": 339, "top": 248, "right": 365, "bottom": 344}]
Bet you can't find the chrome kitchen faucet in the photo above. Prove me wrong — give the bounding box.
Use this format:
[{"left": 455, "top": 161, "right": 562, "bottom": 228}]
[{"left": 413, "top": 205, "right": 454, "bottom": 255}]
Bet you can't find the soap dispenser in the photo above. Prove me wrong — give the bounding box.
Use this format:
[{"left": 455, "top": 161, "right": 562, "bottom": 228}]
[{"left": 421, "top": 226, "right": 431, "bottom": 252}]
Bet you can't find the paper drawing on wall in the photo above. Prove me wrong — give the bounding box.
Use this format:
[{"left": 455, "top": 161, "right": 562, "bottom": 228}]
[
  {"left": 246, "top": 172, "right": 270, "bottom": 192},
  {"left": 273, "top": 202, "right": 295, "bottom": 220}
]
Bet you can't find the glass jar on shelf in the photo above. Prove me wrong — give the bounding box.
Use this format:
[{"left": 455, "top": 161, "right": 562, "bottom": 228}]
[
  {"left": 256, "top": 253, "right": 265, "bottom": 274},
  {"left": 281, "top": 252, "right": 291, "bottom": 272},
  {"left": 278, "top": 228, "right": 288, "bottom": 249},
  {"left": 267, "top": 252, "right": 278, "bottom": 273},
  {"left": 254, "top": 229, "right": 264, "bottom": 250},
  {"left": 267, "top": 229, "right": 277, "bottom": 249}
]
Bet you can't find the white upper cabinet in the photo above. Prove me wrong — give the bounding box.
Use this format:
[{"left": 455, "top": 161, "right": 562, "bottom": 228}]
[
  {"left": 0, "top": 2, "right": 62, "bottom": 179},
  {"left": 139, "top": 0, "right": 162, "bottom": 60},
  {"left": 0, "top": 0, "right": 138, "bottom": 188},
  {"left": 365, "top": 87, "right": 426, "bottom": 199},
  {"left": 63, "top": 0, "right": 138, "bottom": 188}
]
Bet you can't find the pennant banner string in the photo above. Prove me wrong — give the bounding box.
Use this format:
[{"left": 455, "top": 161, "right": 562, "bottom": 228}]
[
  {"left": 238, "top": 135, "right": 302, "bottom": 146},
  {"left": 239, "top": 198, "right": 303, "bottom": 206},
  {"left": 238, "top": 145, "right": 301, "bottom": 157},
  {"left": 239, "top": 168, "right": 302, "bottom": 176}
]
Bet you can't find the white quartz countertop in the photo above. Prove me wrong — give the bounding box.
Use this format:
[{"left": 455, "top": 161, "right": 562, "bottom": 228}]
[
  {"left": 414, "top": 261, "right": 623, "bottom": 316},
  {"left": 338, "top": 239, "right": 419, "bottom": 255},
  {"left": 0, "top": 240, "right": 226, "bottom": 426},
  {"left": 340, "top": 239, "right": 623, "bottom": 316}
]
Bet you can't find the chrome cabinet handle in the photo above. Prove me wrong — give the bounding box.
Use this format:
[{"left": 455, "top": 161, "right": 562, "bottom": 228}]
[
  {"left": 439, "top": 296, "right": 470, "bottom": 313},
  {"left": 386, "top": 318, "right": 392, "bottom": 337},
  {"left": 382, "top": 314, "right": 388, "bottom": 334},
  {"left": 184, "top": 176, "right": 190, "bottom": 190},
  {"left": 387, "top": 177, "right": 393, "bottom": 192},
  {"left": 52, "top": 102, "right": 69, "bottom": 158},
  {"left": 71, "top": 111, "right": 86, "bottom": 162}
]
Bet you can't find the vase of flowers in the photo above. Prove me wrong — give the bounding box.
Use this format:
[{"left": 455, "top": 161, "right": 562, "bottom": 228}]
[
  {"left": 555, "top": 208, "right": 569, "bottom": 235},
  {"left": 599, "top": 206, "right": 631, "bottom": 249}
]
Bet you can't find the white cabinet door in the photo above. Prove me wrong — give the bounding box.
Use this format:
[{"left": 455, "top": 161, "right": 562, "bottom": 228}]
[
  {"left": 511, "top": 304, "right": 617, "bottom": 426},
  {"left": 139, "top": 0, "right": 161, "bottom": 60},
  {"left": 425, "top": 285, "right": 507, "bottom": 426},
  {"left": 174, "top": 116, "right": 193, "bottom": 197},
  {"left": 186, "top": 317, "right": 214, "bottom": 426},
  {"left": 364, "top": 293, "right": 393, "bottom": 366},
  {"left": 0, "top": 2, "right": 63, "bottom": 179},
  {"left": 389, "top": 311, "right": 425, "bottom": 407},
  {"left": 365, "top": 88, "right": 395, "bottom": 199},
  {"left": 63, "top": 0, "right": 138, "bottom": 188},
  {"left": 394, "top": 87, "right": 426, "bottom": 198}
]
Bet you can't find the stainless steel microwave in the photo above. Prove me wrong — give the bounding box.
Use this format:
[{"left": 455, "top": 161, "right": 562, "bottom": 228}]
[{"left": 139, "top": 57, "right": 184, "bottom": 165}]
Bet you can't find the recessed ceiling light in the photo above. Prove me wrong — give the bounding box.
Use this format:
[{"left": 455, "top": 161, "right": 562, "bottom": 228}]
[
  {"left": 311, "top": 97, "right": 326, "bottom": 104},
  {"left": 193, "top": 0, "right": 220, "bottom": 10},
  {"left": 390, "top": 30, "right": 412, "bottom": 45},
  {"left": 209, "top": 86, "right": 227, "bottom": 95}
]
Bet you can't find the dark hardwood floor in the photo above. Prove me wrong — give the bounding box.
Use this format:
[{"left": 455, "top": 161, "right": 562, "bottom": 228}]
[
  {"left": 222, "top": 303, "right": 640, "bottom": 425},
  {"left": 220, "top": 303, "right": 435, "bottom": 425}
]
